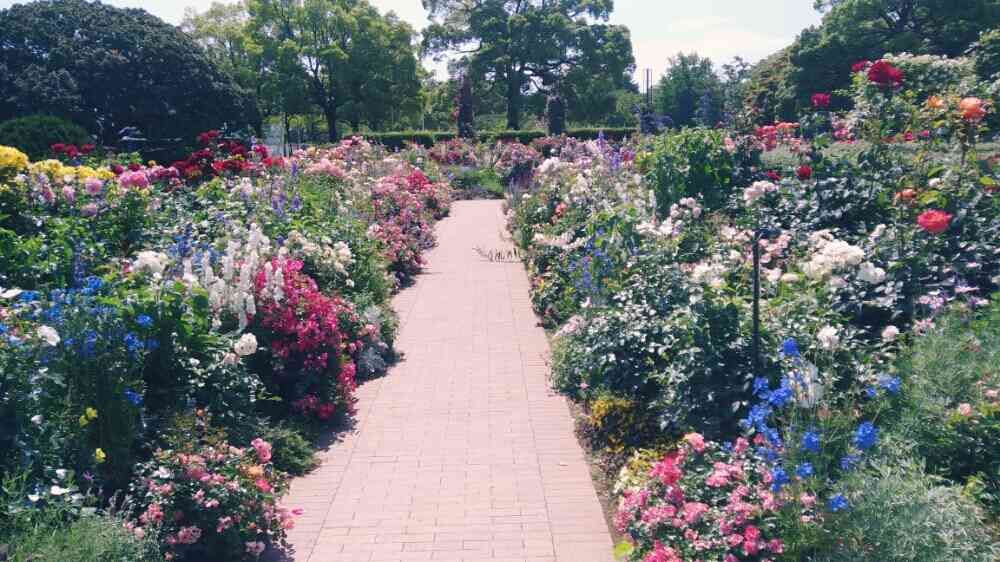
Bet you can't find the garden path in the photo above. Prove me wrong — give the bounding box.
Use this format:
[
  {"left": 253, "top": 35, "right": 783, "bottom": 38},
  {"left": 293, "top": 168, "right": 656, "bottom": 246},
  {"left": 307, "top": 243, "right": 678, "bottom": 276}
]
[{"left": 281, "top": 200, "right": 615, "bottom": 562}]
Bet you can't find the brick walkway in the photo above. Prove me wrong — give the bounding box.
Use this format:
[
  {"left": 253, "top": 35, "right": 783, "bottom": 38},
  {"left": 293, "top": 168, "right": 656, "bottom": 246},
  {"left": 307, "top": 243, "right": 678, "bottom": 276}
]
[{"left": 281, "top": 200, "right": 614, "bottom": 562}]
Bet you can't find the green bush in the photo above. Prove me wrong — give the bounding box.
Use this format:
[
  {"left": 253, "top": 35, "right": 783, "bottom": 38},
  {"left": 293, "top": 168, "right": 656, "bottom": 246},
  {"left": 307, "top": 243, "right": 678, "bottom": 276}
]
[
  {"left": 260, "top": 422, "right": 318, "bottom": 476},
  {"left": 0, "top": 115, "right": 90, "bottom": 161},
  {"left": 807, "top": 458, "right": 998, "bottom": 562},
  {"left": 6, "top": 514, "right": 163, "bottom": 562},
  {"left": 974, "top": 29, "right": 1000, "bottom": 81},
  {"left": 891, "top": 299, "right": 1000, "bottom": 515},
  {"left": 638, "top": 127, "right": 735, "bottom": 216}
]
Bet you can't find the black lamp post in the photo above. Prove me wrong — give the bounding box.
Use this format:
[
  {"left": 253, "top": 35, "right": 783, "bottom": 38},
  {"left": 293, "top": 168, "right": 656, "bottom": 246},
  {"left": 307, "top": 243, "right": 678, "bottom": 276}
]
[{"left": 752, "top": 227, "right": 779, "bottom": 376}]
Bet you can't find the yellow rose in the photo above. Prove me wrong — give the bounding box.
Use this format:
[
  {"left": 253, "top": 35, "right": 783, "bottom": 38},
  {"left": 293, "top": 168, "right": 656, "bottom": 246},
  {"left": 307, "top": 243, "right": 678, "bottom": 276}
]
[
  {"left": 79, "top": 415, "right": 89, "bottom": 427},
  {"left": 94, "top": 448, "right": 106, "bottom": 463},
  {"left": 85, "top": 407, "right": 98, "bottom": 420},
  {"left": 0, "top": 146, "right": 29, "bottom": 174}
]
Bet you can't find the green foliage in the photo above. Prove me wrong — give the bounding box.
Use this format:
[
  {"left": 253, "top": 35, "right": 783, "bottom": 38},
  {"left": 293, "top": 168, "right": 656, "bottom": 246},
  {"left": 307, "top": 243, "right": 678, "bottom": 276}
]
[
  {"left": 639, "top": 128, "right": 736, "bottom": 215},
  {"left": 248, "top": 0, "right": 422, "bottom": 140},
  {"left": 422, "top": 0, "right": 635, "bottom": 130},
  {"left": 0, "top": 115, "right": 90, "bottom": 161},
  {"left": 655, "top": 53, "right": 723, "bottom": 127},
  {"left": 974, "top": 28, "right": 1000, "bottom": 81},
  {"left": 546, "top": 94, "right": 566, "bottom": 136},
  {"left": 257, "top": 422, "right": 318, "bottom": 476},
  {"left": 891, "top": 300, "right": 1000, "bottom": 515},
  {"left": 0, "top": 0, "right": 258, "bottom": 145},
  {"left": 363, "top": 128, "right": 636, "bottom": 150},
  {"left": 5, "top": 514, "right": 163, "bottom": 562},
  {"left": 807, "top": 458, "right": 999, "bottom": 562}
]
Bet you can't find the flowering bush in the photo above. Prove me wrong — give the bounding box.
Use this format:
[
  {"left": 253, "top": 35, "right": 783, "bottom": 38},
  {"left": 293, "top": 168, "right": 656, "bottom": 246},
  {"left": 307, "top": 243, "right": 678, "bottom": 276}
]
[
  {"left": 128, "top": 417, "right": 296, "bottom": 561},
  {"left": 616, "top": 435, "right": 785, "bottom": 562}
]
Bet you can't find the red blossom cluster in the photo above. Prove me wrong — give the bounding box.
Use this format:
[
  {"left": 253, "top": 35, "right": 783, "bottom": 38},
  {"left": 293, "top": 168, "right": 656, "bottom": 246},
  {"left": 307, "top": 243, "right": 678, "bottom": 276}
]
[
  {"left": 428, "top": 138, "right": 479, "bottom": 166},
  {"left": 867, "top": 60, "right": 904, "bottom": 88},
  {"left": 51, "top": 142, "right": 96, "bottom": 159},
  {"left": 811, "top": 93, "right": 831, "bottom": 109},
  {"left": 254, "top": 258, "right": 360, "bottom": 420},
  {"left": 171, "top": 132, "right": 283, "bottom": 180}
]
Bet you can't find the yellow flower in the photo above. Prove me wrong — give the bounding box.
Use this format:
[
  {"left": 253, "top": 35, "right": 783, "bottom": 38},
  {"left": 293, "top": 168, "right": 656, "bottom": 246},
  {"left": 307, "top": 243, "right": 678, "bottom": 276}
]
[
  {"left": 79, "top": 415, "right": 89, "bottom": 427},
  {"left": 0, "top": 145, "right": 29, "bottom": 174},
  {"left": 94, "top": 448, "right": 106, "bottom": 463},
  {"left": 85, "top": 407, "right": 98, "bottom": 420}
]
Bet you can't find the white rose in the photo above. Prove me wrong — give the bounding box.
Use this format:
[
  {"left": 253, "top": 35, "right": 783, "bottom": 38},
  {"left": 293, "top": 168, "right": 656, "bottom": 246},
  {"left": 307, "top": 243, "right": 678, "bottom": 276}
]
[
  {"left": 857, "top": 262, "right": 886, "bottom": 284},
  {"left": 37, "top": 325, "right": 60, "bottom": 346},
  {"left": 882, "top": 325, "right": 900, "bottom": 342},
  {"left": 133, "top": 251, "right": 169, "bottom": 277},
  {"left": 30, "top": 414, "right": 43, "bottom": 425},
  {"left": 817, "top": 326, "right": 840, "bottom": 351},
  {"left": 234, "top": 333, "right": 258, "bottom": 357}
]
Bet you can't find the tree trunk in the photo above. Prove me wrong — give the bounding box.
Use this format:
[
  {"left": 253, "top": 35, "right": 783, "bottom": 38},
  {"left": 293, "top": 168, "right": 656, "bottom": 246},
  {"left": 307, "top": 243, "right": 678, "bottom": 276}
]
[
  {"left": 324, "top": 104, "right": 339, "bottom": 142},
  {"left": 506, "top": 69, "right": 522, "bottom": 130}
]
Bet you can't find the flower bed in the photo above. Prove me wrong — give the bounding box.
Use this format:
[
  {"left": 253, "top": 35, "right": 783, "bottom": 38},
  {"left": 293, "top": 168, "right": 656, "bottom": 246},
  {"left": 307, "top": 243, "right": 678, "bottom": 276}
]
[
  {"left": 0, "top": 136, "right": 451, "bottom": 560},
  {"left": 508, "top": 56, "right": 1000, "bottom": 559}
]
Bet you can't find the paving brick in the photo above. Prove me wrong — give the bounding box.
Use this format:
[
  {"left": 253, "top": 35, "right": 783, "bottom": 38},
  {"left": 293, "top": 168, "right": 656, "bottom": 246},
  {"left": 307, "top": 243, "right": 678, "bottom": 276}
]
[{"left": 284, "top": 202, "right": 614, "bottom": 561}]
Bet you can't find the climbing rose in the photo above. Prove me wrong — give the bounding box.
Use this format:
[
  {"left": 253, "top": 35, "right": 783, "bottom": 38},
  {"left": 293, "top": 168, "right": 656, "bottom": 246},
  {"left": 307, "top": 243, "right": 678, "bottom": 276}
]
[
  {"left": 959, "top": 97, "right": 986, "bottom": 122},
  {"left": 811, "top": 93, "right": 831, "bottom": 109},
  {"left": 867, "top": 60, "right": 903, "bottom": 88},
  {"left": 797, "top": 165, "right": 813, "bottom": 180},
  {"left": 916, "top": 210, "right": 952, "bottom": 234}
]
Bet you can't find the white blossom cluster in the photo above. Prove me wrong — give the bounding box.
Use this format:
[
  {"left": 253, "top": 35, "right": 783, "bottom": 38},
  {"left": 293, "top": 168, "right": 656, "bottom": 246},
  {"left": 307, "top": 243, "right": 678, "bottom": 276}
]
[{"left": 283, "top": 230, "right": 355, "bottom": 286}]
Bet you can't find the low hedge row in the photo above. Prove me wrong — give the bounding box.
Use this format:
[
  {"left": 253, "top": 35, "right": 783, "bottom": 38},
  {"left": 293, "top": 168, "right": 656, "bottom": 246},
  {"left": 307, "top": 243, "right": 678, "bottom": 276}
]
[{"left": 363, "top": 127, "right": 636, "bottom": 149}]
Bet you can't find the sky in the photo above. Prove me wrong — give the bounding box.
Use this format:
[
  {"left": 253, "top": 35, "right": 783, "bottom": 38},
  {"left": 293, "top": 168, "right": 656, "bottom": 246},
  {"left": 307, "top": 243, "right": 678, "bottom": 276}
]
[{"left": 0, "top": 0, "right": 824, "bottom": 81}]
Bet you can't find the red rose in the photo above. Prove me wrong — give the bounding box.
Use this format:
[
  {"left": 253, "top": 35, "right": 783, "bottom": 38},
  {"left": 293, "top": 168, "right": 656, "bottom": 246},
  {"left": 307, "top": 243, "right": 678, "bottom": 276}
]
[
  {"left": 867, "top": 60, "right": 903, "bottom": 88},
  {"left": 128, "top": 162, "right": 141, "bottom": 171},
  {"left": 111, "top": 164, "right": 125, "bottom": 175},
  {"left": 811, "top": 93, "right": 831, "bottom": 109},
  {"left": 767, "top": 170, "right": 781, "bottom": 181},
  {"left": 64, "top": 145, "right": 80, "bottom": 158},
  {"left": 917, "top": 209, "right": 952, "bottom": 234},
  {"left": 315, "top": 403, "right": 335, "bottom": 420},
  {"left": 851, "top": 60, "right": 871, "bottom": 73},
  {"left": 80, "top": 144, "right": 95, "bottom": 155},
  {"left": 797, "top": 165, "right": 813, "bottom": 180},
  {"left": 51, "top": 143, "right": 66, "bottom": 154}
]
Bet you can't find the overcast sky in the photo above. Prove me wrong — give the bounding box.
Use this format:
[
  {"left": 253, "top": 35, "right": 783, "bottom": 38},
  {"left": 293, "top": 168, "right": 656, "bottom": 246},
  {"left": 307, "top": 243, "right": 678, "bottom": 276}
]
[{"left": 0, "top": 0, "right": 823, "bottom": 81}]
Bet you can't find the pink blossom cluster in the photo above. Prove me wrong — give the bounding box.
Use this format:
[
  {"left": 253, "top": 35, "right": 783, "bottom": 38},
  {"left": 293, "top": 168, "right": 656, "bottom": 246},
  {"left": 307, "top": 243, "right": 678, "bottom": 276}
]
[
  {"left": 616, "top": 436, "right": 785, "bottom": 562},
  {"left": 128, "top": 436, "right": 297, "bottom": 560},
  {"left": 368, "top": 168, "right": 450, "bottom": 280},
  {"left": 254, "top": 258, "right": 360, "bottom": 419}
]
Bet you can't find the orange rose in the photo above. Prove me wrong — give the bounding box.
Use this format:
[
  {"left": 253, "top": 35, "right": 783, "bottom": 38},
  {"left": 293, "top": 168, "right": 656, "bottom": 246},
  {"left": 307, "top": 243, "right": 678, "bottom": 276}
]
[
  {"left": 894, "top": 188, "right": 917, "bottom": 204},
  {"left": 959, "top": 97, "right": 986, "bottom": 122},
  {"left": 925, "top": 95, "right": 946, "bottom": 110}
]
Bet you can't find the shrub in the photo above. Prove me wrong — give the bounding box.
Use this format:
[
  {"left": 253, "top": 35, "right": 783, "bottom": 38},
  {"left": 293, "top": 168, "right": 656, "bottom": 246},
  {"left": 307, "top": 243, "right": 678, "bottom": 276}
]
[
  {"left": 638, "top": 127, "right": 736, "bottom": 215},
  {"left": 808, "top": 459, "right": 999, "bottom": 562},
  {"left": 257, "top": 422, "right": 317, "bottom": 477},
  {"left": 615, "top": 436, "right": 786, "bottom": 562},
  {"left": 128, "top": 417, "right": 295, "bottom": 561},
  {"left": 891, "top": 299, "right": 1000, "bottom": 515},
  {"left": 0, "top": 115, "right": 90, "bottom": 161}
]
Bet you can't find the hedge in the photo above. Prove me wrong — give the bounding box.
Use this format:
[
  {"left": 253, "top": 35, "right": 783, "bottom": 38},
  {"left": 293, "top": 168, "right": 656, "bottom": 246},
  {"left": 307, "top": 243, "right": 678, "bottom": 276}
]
[{"left": 362, "top": 127, "right": 636, "bottom": 150}]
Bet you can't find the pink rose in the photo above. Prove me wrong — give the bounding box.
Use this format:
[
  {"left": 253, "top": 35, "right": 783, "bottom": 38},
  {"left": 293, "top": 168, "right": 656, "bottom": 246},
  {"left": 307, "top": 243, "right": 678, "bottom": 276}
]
[{"left": 251, "top": 438, "right": 272, "bottom": 463}]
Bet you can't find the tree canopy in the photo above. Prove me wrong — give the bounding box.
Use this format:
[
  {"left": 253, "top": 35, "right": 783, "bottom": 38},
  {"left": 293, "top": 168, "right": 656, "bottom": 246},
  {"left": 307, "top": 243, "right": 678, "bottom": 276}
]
[
  {"left": 655, "top": 53, "right": 723, "bottom": 128},
  {"left": 0, "top": 0, "right": 258, "bottom": 145},
  {"left": 248, "top": 0, "right": 422, "bottom": 141},
  {"left": 422, "top": 0, "right": 635, "bottom": 130}
]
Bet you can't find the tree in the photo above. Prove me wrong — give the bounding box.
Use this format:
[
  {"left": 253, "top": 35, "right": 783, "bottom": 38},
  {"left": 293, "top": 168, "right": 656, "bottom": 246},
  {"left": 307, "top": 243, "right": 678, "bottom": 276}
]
[
  {"left": 546, "top": 92, "right": 566, "bottom": 136},
  {"left": 784, "top": 0, "right": 1000, "bottom": 115},
  {"left": 248, "top": 0, "right": 422, "bottom": 141},
  {"left": 456, "top": 75, "right": 476, "bottom": 138},
  {"left": 655, "top": 53, "right": 722, "bottom": 128},
  {"left": 0, "top": 0, "right": 258, "bottom": 145},
  {"left": 422, "top": 0, "right": 635, "bottom": 130}
]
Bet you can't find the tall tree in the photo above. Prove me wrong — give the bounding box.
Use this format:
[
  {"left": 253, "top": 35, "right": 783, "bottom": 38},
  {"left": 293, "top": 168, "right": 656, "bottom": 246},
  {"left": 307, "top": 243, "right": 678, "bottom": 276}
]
[
  {"left": 422, "top": 0, "right": 635, "bottom": 130},
  {"left": 248, "top": 0, "right": 422, "bottom": 141},
  {"left": 0, "top": 0, "right": 257, "bottom": 145},
  {"left": 655, "top": 53, "right": 722, "bottom": 128}
]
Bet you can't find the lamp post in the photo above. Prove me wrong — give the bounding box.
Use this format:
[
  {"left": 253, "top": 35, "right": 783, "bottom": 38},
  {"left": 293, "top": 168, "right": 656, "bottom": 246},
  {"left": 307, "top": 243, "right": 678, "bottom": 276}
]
[{"left": 752, "top": 227, "right": 779, "bottom": 376}]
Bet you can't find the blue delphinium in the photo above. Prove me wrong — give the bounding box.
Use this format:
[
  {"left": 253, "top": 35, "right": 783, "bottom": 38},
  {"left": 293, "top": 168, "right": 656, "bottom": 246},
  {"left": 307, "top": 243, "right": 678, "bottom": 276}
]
[
  {"left": 840, "top": 455, "right": 860, "bottom": 471},
  {"left": 878, "top": 375, "right": 901, "bottom": 394},
  {"left": 853, "top": 422, "right": 878, "bottom": 450},
  {"left": 771, "top": 467, "right": 790, "bottom": 492},
  {"left": 827, "top": 494, "right": 849, "bottom": 512},
  {"left": 767, "top": 377, "right": 794, "bottom": 407},
  {"left": 136, "top": 314, "right": 153, "bottom": 328},
  {"left": 802, "top": 430, "right": 821, "bottom": 453},
  {"left": 779, "top": 338, "right": 801, "bottom": 358},
  {"left": 124, "top": 332, "right": 144, "bottom": 354},
  {"left": 124, "top": 389, "right": 143, "bottom": 406},
  {"left": 796, "top": 462, "right": 814, "bottom": 479}
]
